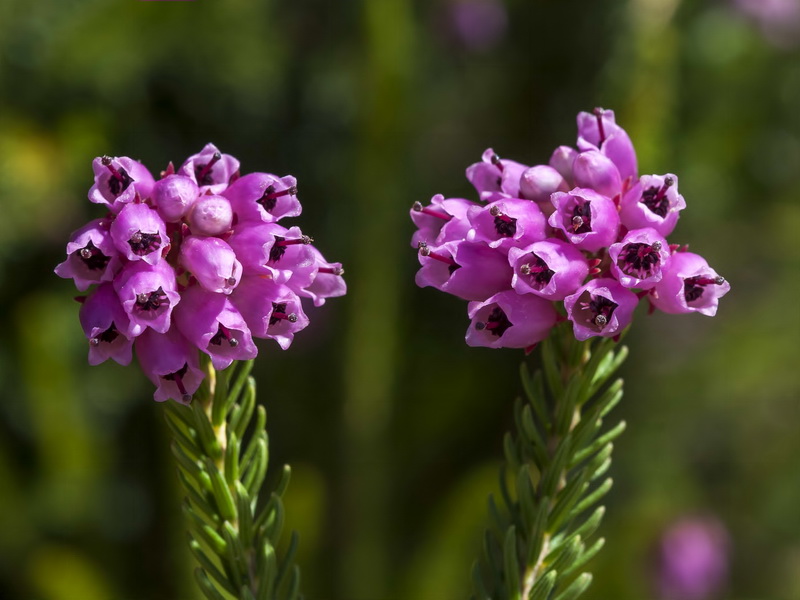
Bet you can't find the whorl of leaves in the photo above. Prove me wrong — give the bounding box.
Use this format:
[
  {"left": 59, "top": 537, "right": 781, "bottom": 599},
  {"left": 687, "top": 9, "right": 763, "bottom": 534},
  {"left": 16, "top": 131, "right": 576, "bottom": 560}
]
[
  {"left": 164, "top": 360, "right": 301, "bottom": 600},
  {"left": 472, "top": 329, "right": 628, "bottom": 600}
]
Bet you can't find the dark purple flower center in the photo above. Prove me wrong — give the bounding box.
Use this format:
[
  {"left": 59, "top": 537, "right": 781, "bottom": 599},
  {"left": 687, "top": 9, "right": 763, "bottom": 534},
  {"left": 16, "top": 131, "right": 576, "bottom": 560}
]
[
  {"left": 570, "top": 201, "right": 592, "bottom": 234},
  {"left": 210, "top": 324, "right": 239, "bottom": 347},
  {"left": 683, "top": 275, "right": 725, "bottom": 304},
  {"left": 195, "top": 151, "right": 222, "bottom": 186},
  {"left": 102, "top": 157, "right": 134, "bottom": 197},
  {"left": 269, "top": 235, "right": 312, "bottom": 263},
  {"left": 588, "top": 295, "right": 617, "bottom": 328},
  {"left": 617, "top": 241, "right": 662, "bottom": 279},
  {"left": 258, "top": 184, "right": 298, "bottom": 212},
  {"left": 128, "top": 231, "right": 161, "bottom": 256},
  {"left": 90, "top": 323, "right": 119, "bottom": 346},
  {"left": 135, "top": 287, "right": 169, "bottom": 313},
  {"left": 520, "top": 254, "right": 554, "bottom": 290},
  {"left": 475, "top": 306, "right": 512, "bottom": 337},
  {"left": 269, "top": 302, "right": 298, "bottom": 326},
  {"left": 76, "top": 240, "right": 110, "bottom": 271},
  {"left": 641, "top": 177, "right": 674, "bottom": 218},
  {"left": 489, "top": 206, "right": 516, "bottom": 237},
  {"left": 418, "top": 242, "right": 460, "bottom": 274},
  {"left": 164, "top": 363, "right": 192, "bottom": 402}
]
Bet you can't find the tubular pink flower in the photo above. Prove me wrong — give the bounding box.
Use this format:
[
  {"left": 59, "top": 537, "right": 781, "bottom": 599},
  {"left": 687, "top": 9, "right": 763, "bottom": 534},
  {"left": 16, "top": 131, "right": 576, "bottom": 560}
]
[
  {"left": 519, "top": 165, "right": 569, "bottom": 207},
  {"left": 79, "top": 283, "right": 134, "bottom": 366},
  {"left": 415, "top": 240, "right": 512, "bottom": 301},
  {"left": 549, "top": 188, "right": 620, "bottom": 252},
  {"left": 135, "top": 327, "right": 203, "bottom": 404},
  {"left": 109, "top": 202, "right": 169, "bottom": 265},
  {"left": 576, "top": 108, "right": 638, "bottom": 183},
  {"left": 466, "top": 290, "right": 558, "bottom": 349},
  {"left": 179, "top": 143, "right": 240, "bottom": 195},
  {"left": 55, "top": 218, "right": 122, "bottom": 291},
  {"left": 467, "top": 195, "right": 547, "bottom": 251},
  {"left": 410, "top": 194, "right": 474, "bottom": 248},
  {"left": 227, "top": 223, "right": 315, "bottom": 289},
  {"left": 564, "top": 278, "right": 638, "bottom": 340},
  {"left": 174, "top": 285, "right": 257, "bottom": 370},
  {"left": 508, "top": 239, "right": 589, "bottom": 300},
  {"left": 300, "top": 246, "right": 347, "bottom": 307},
  {"left": 608, "top": 227, "right": 670, "bottom": 290},
  {"left": 114, "top": 260, "right": 180, "bottom": 336},
  {"left": 231, "top": 277, "right": 309, "bottom": 349},
  {"left": 224, "top": 173, "right": 301, "bottom": 223},
  {"left": 466, "top": 148, "right": 529, "bottom": 200},
  {"left": 179, "top": 235, "right": 242, "bottom": 295},
  {"left": 549, "top": 145, "right": 577, "bottom": 186},
  {"left": 620, "top": 174, "right": 686, "bottom": 237},
  {"left": 188, "top": 195, "right": 234, "bottom": 236},
  {"left": 572, "top": 150, "right": 622, "bottom": 199},
  {"left": 89, "top": 156, "right": 155, "bottom": 211},
  {"left": 152, "top": 174, "right": 199, "bottom": 223},
  {"left": 650, "top": 252, "right": 730, "bottom": 316}
]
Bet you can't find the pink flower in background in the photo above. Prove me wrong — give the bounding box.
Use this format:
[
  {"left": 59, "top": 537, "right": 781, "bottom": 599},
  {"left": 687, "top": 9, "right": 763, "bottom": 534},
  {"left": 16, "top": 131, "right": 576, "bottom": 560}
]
[
  {"left": 444, "top": 0, "right": 508, "bottom": 52},
  {"left": 58, "top": 146, "right": 345, "bottom": 403},
  {"left": 657, "top": 516, "right": 730, "bottom": 600},
  {"left": 734, "top": 0, "right": 800, "bottom": 48}
]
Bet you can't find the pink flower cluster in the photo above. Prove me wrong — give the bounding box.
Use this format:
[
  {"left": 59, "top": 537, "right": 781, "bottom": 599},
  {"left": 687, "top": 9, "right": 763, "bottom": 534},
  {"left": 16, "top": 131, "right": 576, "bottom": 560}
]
[
  {"left": 410, "top": 108, "right": 729, "bottom": 349},
  {"left": 57, "top": 144, "right": 346, "bottom": 403}
]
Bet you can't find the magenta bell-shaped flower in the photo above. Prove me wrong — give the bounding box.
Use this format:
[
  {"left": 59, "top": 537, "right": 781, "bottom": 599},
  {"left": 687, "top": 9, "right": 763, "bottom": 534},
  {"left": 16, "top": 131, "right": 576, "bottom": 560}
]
[
  {"left": 79, "top": 283, "right": 134, "bottom": 366},
  {"left": 466, "top": 290, "right": 558, "bottom": 349},
  {"left": 576, "top": 107, "right": 638, "bottom": 184},
  {"left": 549, "top": 188, "right": 620, "bottom": 252},
  {"left": 188, "top": 195, "right": 234, "bottom": 236},
  {"left": 179, "top": 143, "right": 240, "bottom": 195},
  {"left": 89, "top": 155, "right": 155, "bottom": 211},
  {"left": 179, "top": 235, "right": 242, "bottom": 295},
  {"left": 508, "top": 239, "right": 589, "bottom": 300},
  {"left": 300, "top": 246, "right": 347, "bottom": 307},
  {"left": 55, "top": 218, "right": 122, "bottom": 291},
  {"left": 549, "top": 145, "right": 578, "bottom": 186},
  {"left": 650, "top": 252, "right": 730, "bottom": 316},
  {"left": 572, "top": 150, "right": 623, "bottom": 200},
  {"left": 231, "top": 277, "right": 309, "bottom": 349},
  {"left": 114, "top": 260, "right": 181, "bottom": 336},
  {"left": 466, "top": 148, "right": 529, "bottom": 200},
  {"left": 152, "top": 174, "right": 200, "bottom": 223},
  {"left": 620, "top": 174, "right": 686, "bottom": 237},
  {"left": 410, "top": 194, "right": 474, "bottom": 248},
  {"left": 519, "top": 165, "right": 569, "bottom": 207},
  {"left": 224, "top": 173, "right": 301, "bottom": 224},
  {"left": 415, "top": 240, "right": 513, "bottom": 301},
  {"left": 564, "top": 278, "right": 638, "bottom": 340},
  {"left": 135, "top": 327, "right": 204, "bottom": 404},
  {"left": 110, "top": 202, "right": 169, "bottom": 265},
  {"left": 608, "top": 227, "right": 671, "bottom": 290},
  {"left": 174, "top": 285, "right": 257, "bottom": 370},
  {"left": 467, "top": 195, "right": 548, "bottom": 251}
]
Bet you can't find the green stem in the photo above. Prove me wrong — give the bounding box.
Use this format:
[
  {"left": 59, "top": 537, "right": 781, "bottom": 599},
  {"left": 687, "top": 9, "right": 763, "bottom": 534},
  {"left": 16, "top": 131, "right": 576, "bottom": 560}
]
[
  {"left": 165, "top": 359, "right": 300, "bottom": 600},
  {"left": 472, "top": 326, "right": 627, "bottom": 600}
]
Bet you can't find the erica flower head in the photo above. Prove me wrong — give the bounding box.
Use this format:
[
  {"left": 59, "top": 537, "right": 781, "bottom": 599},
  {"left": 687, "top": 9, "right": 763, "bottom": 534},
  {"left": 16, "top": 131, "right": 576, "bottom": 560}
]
[
  {"left": 58, "top": 145, "right": 346, "bottom": 403},
  {"left": 409, "top": 107, "right": 729, "bottom": 349}
]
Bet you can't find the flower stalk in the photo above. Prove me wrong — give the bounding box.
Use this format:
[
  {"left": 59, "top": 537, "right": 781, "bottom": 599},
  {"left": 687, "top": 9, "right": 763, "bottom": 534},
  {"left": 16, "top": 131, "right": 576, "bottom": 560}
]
[
  {"left": 163, "top": 359, "right": 301, "bottom": 600},
  {"left": 471, "top": 326, "right": 627, "bottom": 600}
]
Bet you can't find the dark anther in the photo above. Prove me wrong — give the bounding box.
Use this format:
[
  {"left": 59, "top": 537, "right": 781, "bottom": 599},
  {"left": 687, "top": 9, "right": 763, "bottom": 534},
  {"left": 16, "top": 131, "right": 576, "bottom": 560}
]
[
  {"left": 521, "top": 254, "right": 555, "bottom": 290},
  {"left": 270, "top": 302, "right": 288, "bottom": 326},
  {"left": 269, "top": 236, "right": 287, "bottom": 262},
  {"left": 195, "top": 152, "right": 222, "bottom": 186},
  {"left": 135, "top": 287, "right": 169, "bottom": 312},
  {"left": 589, "top": 295, "right": 617, "bottom": 329},
  {"left": 482, "top": 306, "right": 513, "bottom": 337},
  {"left": 75, "top": 240, "right": 110, "bottom": 271},
  {"left": 412, "top": 201, "right": 423, "bottom": 211},
  {"left": 258, "top": 184, "right": 297, "bottom": 212},
  {"left": 128, "top": 231, "right": 161, "bottom": 256},
  {"left": 91, "top": 323, "right": 120, "bottom": 346},
  {"left": 618, "top": 242, "right": 661, "bottom": 278},
  {"left": 641, "top": 183, "right": 671, "bottom": 218},
  {"left": 163, "top": 363, "right": 188, "bottom": 382},
  {"left": 571, "top": 202, "right": 592, "bottom": 234},
  {"left": 683, "top": 275, "right": 724, "bottom": 303},
  {"left": 490, "top": 207, "right": 517, "bottom": 237}
]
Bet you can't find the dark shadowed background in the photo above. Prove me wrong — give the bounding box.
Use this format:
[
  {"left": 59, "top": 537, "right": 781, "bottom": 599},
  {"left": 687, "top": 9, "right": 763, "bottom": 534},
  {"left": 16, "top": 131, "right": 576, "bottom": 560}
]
[{"left": 0, "top": 0, "right": 798, "bottom": 598}]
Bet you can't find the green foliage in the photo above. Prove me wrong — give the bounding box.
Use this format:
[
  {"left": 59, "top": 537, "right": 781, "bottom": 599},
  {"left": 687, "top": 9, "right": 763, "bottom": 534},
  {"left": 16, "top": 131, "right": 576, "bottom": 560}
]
[
  {"left": 164, "top": 360, "right": 301, "bottom": 600},
  {"left": 472, "top": 328, "right": 627, "bottom": 600}
]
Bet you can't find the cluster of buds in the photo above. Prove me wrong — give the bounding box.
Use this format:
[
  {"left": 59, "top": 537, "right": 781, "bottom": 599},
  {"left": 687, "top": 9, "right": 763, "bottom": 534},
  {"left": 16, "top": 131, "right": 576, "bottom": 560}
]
[
  {"left": 57, "top": 144, "right": 346, "bottom": 402},
  {"left": 411, "top": 109, "right": 729, "bottom": 349}
]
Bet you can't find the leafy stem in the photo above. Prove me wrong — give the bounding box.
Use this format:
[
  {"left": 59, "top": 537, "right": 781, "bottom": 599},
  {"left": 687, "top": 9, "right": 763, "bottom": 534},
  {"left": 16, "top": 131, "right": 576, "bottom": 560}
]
[
  {"left": 472, "top": 325, "right": 628, "bottom": 600},
  {"left": 164, "top": 359, "right": 301, "bottom": 600}
]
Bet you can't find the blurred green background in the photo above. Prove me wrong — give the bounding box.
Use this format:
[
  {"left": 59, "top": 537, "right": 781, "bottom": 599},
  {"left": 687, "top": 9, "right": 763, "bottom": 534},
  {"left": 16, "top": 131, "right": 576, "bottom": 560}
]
[{"left": 0, "top": 0, "right": 798, "bottom": 598}]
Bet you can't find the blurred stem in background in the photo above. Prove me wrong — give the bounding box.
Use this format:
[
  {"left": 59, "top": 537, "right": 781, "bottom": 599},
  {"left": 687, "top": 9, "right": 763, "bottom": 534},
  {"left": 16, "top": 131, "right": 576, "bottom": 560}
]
[{"left": 340, "top": 0, "right": 415, "bottom": 596}]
